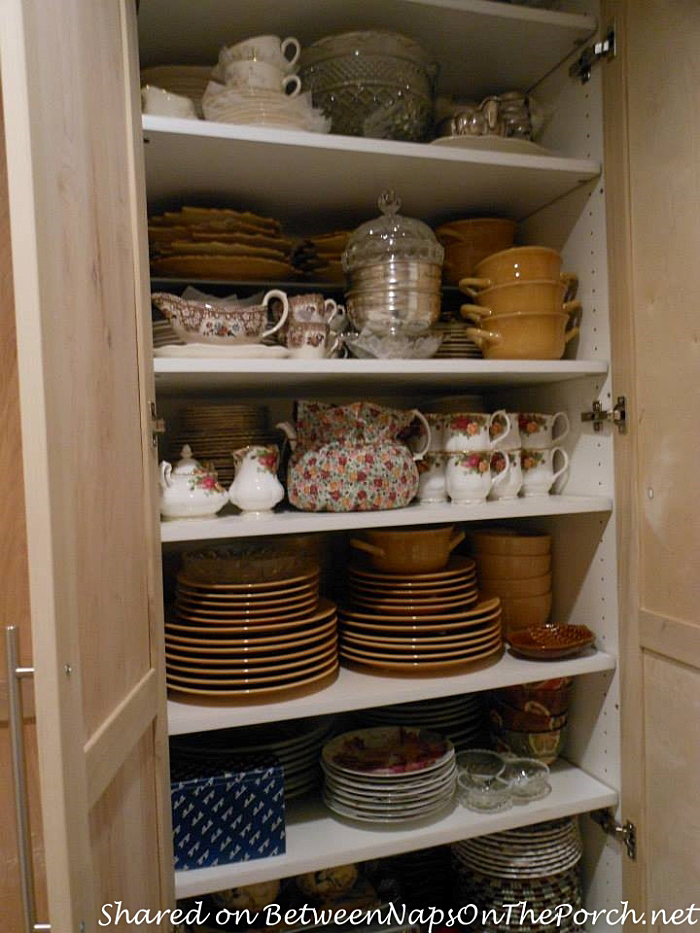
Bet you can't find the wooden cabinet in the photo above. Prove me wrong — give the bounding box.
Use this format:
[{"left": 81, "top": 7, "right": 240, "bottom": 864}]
[{"left": 1, "top": 0, "right": 699, "bottom": 930}]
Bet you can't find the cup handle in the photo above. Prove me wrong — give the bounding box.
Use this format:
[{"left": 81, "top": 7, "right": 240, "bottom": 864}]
[
  {"left": 261, "top": 289, "right": 289, "bottom": 338},
  {"left": 324, "top": 298, "right": 340, "bottom": 322},
  {"left": 488, "top": 409, "right": 511, "bottom": 448},
  {"left": 458, "top": 277, "right": 492, "bottom": 291},
  {"left": 550, "top": 447, "right": 570, "bottom": 487},
  {"left": 552, "top": 411, "right": 570, "bottom": 444},
  {"left": 283, "top": 74, "right": 302, "bottom": 98},
  {"left": 564, "top": 326, "right": 580, "bottom": 344},
  {"left": 465, "top": 326, "right": 501, "bottom": 346},
  {"left": 490, "top": 450, "right": 512, "bottom": 488},
  {"left": 563, "top": 299, "right": 582, "bottom": 324},
  {"left": 282, "top": 37, "right": 301, "bottom": 69},
  {"left": 409, "top": 409, "right": 432, "bottom": 461},
  {"left": 447, "top": 529, "right": 466, "bottom": 553},
  {"left": 325, "top": 333, "right": 342, "bottom": 357},
  {"left": 560, "top": 272, "right": 579, "bottom": 302},
  {"left": 460, "top": 303, "right": 492, "bottom": 320},
  {"left": 349, "top": 539, "right": 386, "bottom": 559}
]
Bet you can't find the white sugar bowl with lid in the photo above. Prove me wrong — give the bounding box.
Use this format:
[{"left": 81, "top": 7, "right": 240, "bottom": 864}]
[
  {"left": 342, "top": 190, "right": 444, "bottom": 337},
  {"left": 159, "top": 445, "right": 229, "bottom": 520}
]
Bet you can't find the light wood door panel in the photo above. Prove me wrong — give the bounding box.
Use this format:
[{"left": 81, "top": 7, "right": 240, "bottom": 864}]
[
  {"left": 0, "top": 1, "right": 172, "bottom": 929},
  {"left": 603, "top": 0, "right": 700, "bottom": 916}
]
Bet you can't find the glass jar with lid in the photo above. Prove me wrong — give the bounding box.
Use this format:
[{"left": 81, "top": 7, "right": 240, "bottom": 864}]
[{"left": 342, "top": 191, "right": 444, "bottom": 337}]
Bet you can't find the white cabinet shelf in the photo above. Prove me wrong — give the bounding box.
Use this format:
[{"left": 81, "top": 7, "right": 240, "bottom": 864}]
[
  {"left": 143, "top": 116, "right": 599, "bottom": 228},
  {"left": 153, "top": 358, "right": 608, "bottom": 396},
  {"left": 138, "top": 0, "right": 595, "bottom": 102},
  {"left": 167, "top": 648, "right": 615, "bottom": 734},
  {"left": 174, "top": 760, "right": 618, "bottom": 898},
  {"left": 160, "top": 496, "right": 612, "bottom": 544}
]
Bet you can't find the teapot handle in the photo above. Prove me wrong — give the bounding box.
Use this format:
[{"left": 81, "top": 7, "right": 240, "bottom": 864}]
[
  {"left": 409, "top": 409, "right": 432, "bottom": 461},
  {"left": 350, "top": 539, "right": 386, "bottom": 559},
  {"left": 261, "top": 289, "right": 290, "bottom": 339},
  {"left": 275, "top": 420, "right": 297, "bottom": 447},
  {"left": 159, "top": 460, "right": 173, "bottom": 490}
]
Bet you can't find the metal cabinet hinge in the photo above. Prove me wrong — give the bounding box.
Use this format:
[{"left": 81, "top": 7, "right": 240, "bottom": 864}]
[
  {"left": 581, "top": 396, "right": 626, "bottom": 433},
  {"left": 570, "top": 26, "right": 616, "bottom": 83},
  {"left": 149, "top": 401, "right": 166, "bottom": 448},
  {"left": 590, "top": 808, "right": 637, "bottom": 860}
]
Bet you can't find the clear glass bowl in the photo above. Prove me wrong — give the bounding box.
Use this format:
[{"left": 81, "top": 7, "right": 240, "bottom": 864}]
[{"left": 503, "top": 756, "right": 551, "bottom": 801}]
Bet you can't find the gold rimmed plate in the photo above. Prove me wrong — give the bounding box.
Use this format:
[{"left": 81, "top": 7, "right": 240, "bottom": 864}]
[
  {"left": 165, "top": 642, "right": 338, "bottom": 675},
  {"left": 176, "top": 581, "right": 319, "bottom": 603},
  {"left": 340, "top": 622, "right": 501, "bottom": 651},
  {"left": 164, "top": 617, "right": 337, "bottom": 651},
  {"left": 177, "top": 568, "right": 320, "bottom": 591},
  {"left": 166, "top": 661, "right": 339, "bottom": 699},
  {"left": 338, "top": 607, "right": 501, "bottom": 634},
  {"left": 348, "top": 556, "right": 476, "bottom": 583},
  {"left": 339, "top": 596, "right": 500, "bottom": 625},
  {"left": 340, "top": 641, "right": 503, "bottom": 674},
  {"left": 347, "top": 593, "right": 479, "bottom": 615},
  {"left": 340, "top": 630, "right": 501, "bottom": 661},
  {"left": 174, "top": 593, "right": 319, "bottom": 617},
  {"left": 166, "top": 655, "right": 338, "bottom": 688}
]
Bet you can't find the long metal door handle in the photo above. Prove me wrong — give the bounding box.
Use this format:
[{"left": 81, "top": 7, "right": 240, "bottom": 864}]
[{"left": 5, "top": 625, "right": 51, "bottom": 932}]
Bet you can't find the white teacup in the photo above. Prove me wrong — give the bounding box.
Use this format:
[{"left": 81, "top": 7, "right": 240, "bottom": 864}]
[
  {"left": 520, "top": 446, "right": 570, "bottom": 497},
  {"left": 141, "top": 85, "right": 198, "bottom": 119},
  {"left": 288, "top": 293, "right": 344, "bottom": 325},
  {"left": 220, "top": 35, "right": 301, "bottom": 73},
  {"left": 445, "top": 410, "right": 511, "bottom": 452},
  {"left": 446, "top": 450, "right": 511, "bottom": 504},
  {"left": 489, "top": 449, "right": 523, "bottom": 500},
  {"left": 224, "top": 60, "right": 302, "bottom": 96},
  {"left": 518, "top": 411, "right": 570, "bottom": 449},
  {"left": 416, "top": 451, "right": 448, "bottom": 503},
  {"left": 490, "top": 411, "right": 521, "bottom": 451},
  {"left": 286, "top": 321, "right": 340, "bottom": 359}
]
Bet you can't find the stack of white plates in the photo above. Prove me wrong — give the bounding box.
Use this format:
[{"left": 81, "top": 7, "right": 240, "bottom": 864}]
[
  {"left": 170, "top": 716, "right": 336, "bottom": 800},
  {"left": 140, "top": 65, "right": 212, "bottom": 116},
  {"left": 202, "top": 85, "right": 330, "bottom": 133},
  {"left": 321, "top": 726, "right": 456, "bottom": 823},
  {"left": 452, "top": 818, "right": 584, "bottom": 932},
  {"left": 358, "top": 693, "right": 486, "bottom": 751}
]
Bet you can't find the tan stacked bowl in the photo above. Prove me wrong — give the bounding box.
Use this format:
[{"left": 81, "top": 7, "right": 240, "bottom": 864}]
[
  {"left": 471, "top": 529, "right": 552, "bottom": 634},
  {"left": 458, "top": 246, "right": 580, "bottom": 360},
  {"left": 435, "top": 218, "right": 517, "bottom": 286}
]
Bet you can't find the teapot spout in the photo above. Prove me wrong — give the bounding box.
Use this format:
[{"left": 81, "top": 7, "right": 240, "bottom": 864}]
[{"left": 151, "top": 292, "right": 187, "bottom": 325}]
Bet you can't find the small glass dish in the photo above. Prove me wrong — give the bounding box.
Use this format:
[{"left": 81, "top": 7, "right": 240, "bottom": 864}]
[
  {"left": 457, "top": 770, "right": 512, "bottom": 813},
  {"left": 456, "top": 748, "right": 505, "bottom": 783},
  {"left": 503, "top": 756, "right": 551, "bottom": 801}
]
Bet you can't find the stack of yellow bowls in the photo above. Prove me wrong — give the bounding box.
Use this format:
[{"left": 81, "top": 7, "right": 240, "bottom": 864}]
[
  {"left": 470, "top": 529, "right": 552, "bottom": 634},
  {"left": 459, "top": 246, "right": 580, "bottom": 360}
]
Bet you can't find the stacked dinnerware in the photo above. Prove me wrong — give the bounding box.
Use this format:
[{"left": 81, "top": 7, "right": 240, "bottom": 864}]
[
  {"left": 357, "top": 693, "right": 486, "bottom": 752},
  {"left": 434, "top": 218, "right": 517, "bottom": 286},
  {"left": 471, "top": 529, "right": 553, "bottom": 635},
  {"left": 203, "top": 36, "right": 329, "bottom": 133},
  {"left": 459, "top": 246, "right": 581, "bottom": 360},
  {"left": 140, "top": 65, "right": 212, "bottom": 117},
  {"left": 166, "top": 401, "right": 273, "bottom": 488},
  {"left": 488, "top": 677, "right": 572, "bottom": 765},
  {"left": 291, "top": 230, "right": 351, "bottom": 284},
  {"left": 338, "top": 527, "right": 502, "bottom": 673},
  {"left": 321, "top": 726, "right": 456, "bottom": 823},
  {"left": 170, "top": 716, "right": 336, "bottom": 800},
  {"left": 165, "top": 556, "right": 339, "bottom": 699},
  {"left": 148, "top": 204, "right": 295, "bottom": 281},
  {"left": 452, "top": 818, "right": 584, "bottom": 933}
]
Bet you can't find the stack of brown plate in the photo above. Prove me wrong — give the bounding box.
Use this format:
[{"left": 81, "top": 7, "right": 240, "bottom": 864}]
[
  {"left": 166, "top": 402, "right": 273, "bottom": 488},
  {"left": 291, "top": 231, "right": 351, "bottom": 283},
  {"left": 165, "top": 564, "right": 339, "bottom": 698},
  {"left": 433, "top": 316, "right": 483, "bottom": 358},
  {"left": 149, "top": 205, "right": 295, "bottom": 281},
  {"left": 338, "top": 557, "right": 503, "bottom": 673}
]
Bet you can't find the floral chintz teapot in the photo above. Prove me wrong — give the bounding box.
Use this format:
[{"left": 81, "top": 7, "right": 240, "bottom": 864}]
[
  {"left": 159, "top": 445, "right": 229, "bottom": 519},
  {"left": 276, "top": 401, "right": 430, "bottom": 512}
]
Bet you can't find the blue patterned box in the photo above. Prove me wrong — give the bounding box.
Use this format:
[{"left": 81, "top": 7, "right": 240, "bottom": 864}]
[{"left": 170, "top": 753, "right": 285, "bottom": 871}]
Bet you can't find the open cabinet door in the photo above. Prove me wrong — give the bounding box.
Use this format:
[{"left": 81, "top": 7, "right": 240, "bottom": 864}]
[
  {"left": 0, "top": 1, "right": 172, "bottom": 930},
  {"left": 602, "top": 0, "right": 700, "bottom": 922}
]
